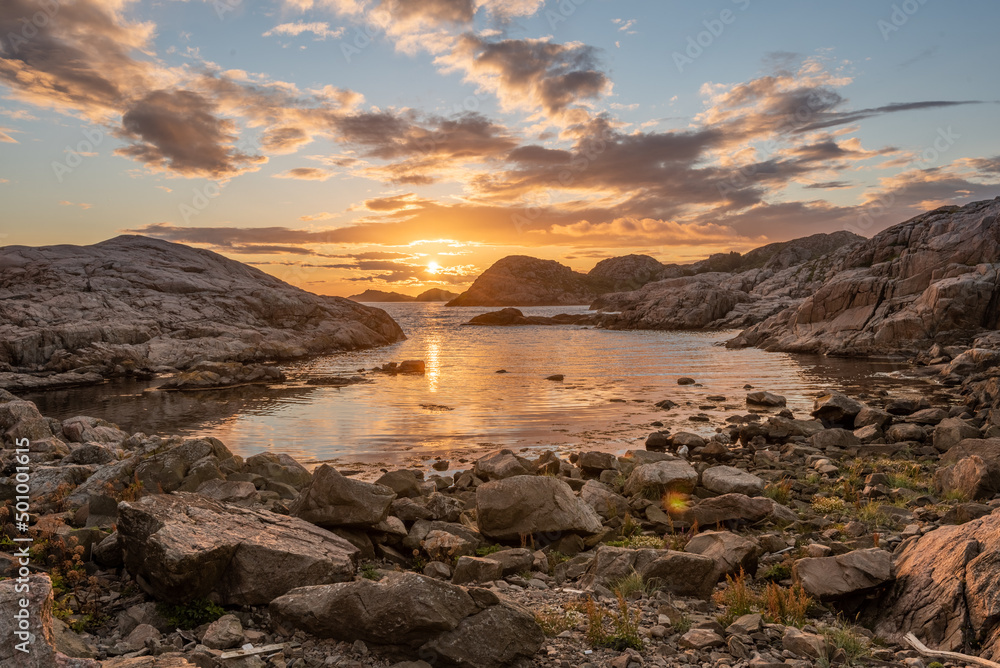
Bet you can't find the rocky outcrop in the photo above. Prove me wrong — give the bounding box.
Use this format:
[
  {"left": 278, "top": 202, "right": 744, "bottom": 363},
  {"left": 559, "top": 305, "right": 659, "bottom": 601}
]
[
  {"left": 475, "top": 475, "right": 603, "bottom": 541},
  {"left": 588, "top": 254, "right": 673, "bottom": 292},
  {"left": 594, "top": 231, "right": 863, "bottom": 331},
  {"left": 447, "top": 256, "right": 598, "bottom": 306},
  {"left": 874, "top": 513, "right": 1000, "bottom": 661},
  {"left": 415, "top": 288, "right": 460, "bottom": 302},
  {"left": 117, "top": 492, "right": 359, "bottom": 605},
  {"left": 463, "top": 308, "right": 593, "bottom": 327},
  {"left": 348, "top": 288, "right": 459, "bottom": 302},
  {"left": 731, "top": 198, "right": 1000, "bottom": 354},
  {"left": 269, "top": 572, "right": 544, "bottom": 667},
  {"left": 289, "top": 464, "right": 396, "bottom": 528},
  {"left": 0, "top": 236, "right": 404, "bottom": 389}
]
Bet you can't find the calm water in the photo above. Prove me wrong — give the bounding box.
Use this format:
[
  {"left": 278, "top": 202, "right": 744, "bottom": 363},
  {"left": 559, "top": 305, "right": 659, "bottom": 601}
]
[{"left": 25, "top": 303, "right": 930, "bottom": 471}]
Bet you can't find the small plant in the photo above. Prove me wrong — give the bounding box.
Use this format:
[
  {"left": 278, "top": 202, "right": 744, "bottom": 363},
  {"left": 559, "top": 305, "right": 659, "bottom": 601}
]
[
  {"left": 758, "top": 562, "right": 792, "bottom": 583},
  {"left": 361, "top": 564, "right": 381, "bottom": 581},
  {"left": 475, "top": 544, "right": 502, "bottom": 557},
  {"left": 823, "top": 623, "right": 872, "bottom": 665},
  {"left": 410, "top": 549, "right": 426, "bottom": 571},
  {"left": 941, "top": 488, "right": 970, "bottom": 503},
  {"left": 535, "top": 608, "right": 580, "bottom": 636},
  {"left": 157, "top": 599, "right": 226, "bottom": 629},
  {"left": 763, "top": 582, "right": 811, "bottom": 627},
  {"left": 609, "top": 569, "right": 654, "bottom": 599},
  {"left": 714, "top": 568, "right": 758, "bottom": 626},
  {"left": 605, "top": 535, "right": 665, "bottom": 549},
  {"left": 672, "top": 613, "right": 692, "bottom": 634},
  {"left": 928, "top": 662, "right": 944, "bottom": 668},
  {"left": 584, "top": 593, "right": 643, "bottom": 651},
  {"left": 715, "top": 568, "right": 814, "bottom": 627},
  {"left": 764, "top": 479, "right": 793, "bottom": 506},
  {"left": 620, "top": 513, "right": 642, "bottom": 537},
  {"left": 855, "top": 500, "right": 896, "bottom": 530},
  {"left": 811, "top": 496, "right": 847, "bottom": 515},
  {"left": 546, "top": 550, "right": 570, "bottom": 573}
]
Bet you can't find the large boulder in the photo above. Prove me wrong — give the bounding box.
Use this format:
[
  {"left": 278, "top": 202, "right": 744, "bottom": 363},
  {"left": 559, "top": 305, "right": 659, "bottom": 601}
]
[
  {"left": 473, "top": 449, "right": 530, "bottom": 481},
  {"left": 933, "top": 455, "right": 1000, "bottom": 501},
  {"left": 289, "top": 464, "right": 395, "bottom": 528},
  {"left": 701, "top": 466, "right": 764, "bottom": 497},
  {"left": 244, "top": 452, "right": 312, "bottom": 489},
  {"left": 686, "top": 530, "right": 761, "bottom": 581},
  {"left": 933, "top": 418, "right": 981, "bottom": 452},
  {"left": 678, "top": 494, "right": 786, "bottom": 527},
  {"left": 874, "top": 513, "right": 1000, "bottom": 661},
  {"left": 117, "top": 493, "right": 359, "bottom": 605},
  {"left": 269, "top": 572, "right": 544, "bottom": 667},
  {"left": 793, "top": 548, "right": 893, "bottom": 601},
  {"left": 624, "top": 459, "right": 698, "bottom": 498},
  {"left": 811, "top": 393, "right": 864, "bottom": 427},
  {"left": 579, "top": 480, "right": 629, "bottom": 520},
  {"left": 476, "top": 476, "right": 602, "bottom": 541},
  {"left": 941, "top": 438, "right": 1000, "bottom": 466},
  {"left": 578, "top": 546, "right": 716, "bottom": 599},
  {"left": 134, "top": 438, "right": 235, "bottom": 494}
]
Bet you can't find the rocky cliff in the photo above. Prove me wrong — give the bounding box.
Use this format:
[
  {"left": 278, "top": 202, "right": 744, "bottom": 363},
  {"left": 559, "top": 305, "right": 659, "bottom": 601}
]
[
  {"left": 729, "top": 198, "right": 1000, "bottom": 354},
  {"left": 0, "top": 236, "right": 405, "bottom": 389}
]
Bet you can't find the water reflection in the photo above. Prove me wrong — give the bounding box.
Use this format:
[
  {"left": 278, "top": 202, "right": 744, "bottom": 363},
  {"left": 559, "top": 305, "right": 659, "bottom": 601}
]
[{"left": 23, "top": 303, "right": 929, "bottom": 468}]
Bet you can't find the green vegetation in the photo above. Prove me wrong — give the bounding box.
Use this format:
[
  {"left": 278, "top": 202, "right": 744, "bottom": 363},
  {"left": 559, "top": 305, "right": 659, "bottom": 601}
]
[
  {"left": 608, "top": 569, "right": 656, "bottom": 598},
  {"left": 822, "top": 623, "right": 873, "bottom": 666},
  {"left": 764, "top": 479, "right": 793, "bottom": 505},
  {"left": 715, "top": 568, "right": 813, "bottom": 628},
  {"left": 584, "top": 593, "right": 643, "bottom": 651},
  {"left": 605, "top": 535, "right": 665, "bottom": 549},
  {"left": 475, "top": 544, "right": 502, "bottom": 557},
  {"left": 157, "top": 599, "right": 226, "bottom": 629},
  {"left": 757, "top": 562, "right": 793, "bottom": 583},
  {"left": 360, "top": 564, "right": 381, "bottom": 581}
]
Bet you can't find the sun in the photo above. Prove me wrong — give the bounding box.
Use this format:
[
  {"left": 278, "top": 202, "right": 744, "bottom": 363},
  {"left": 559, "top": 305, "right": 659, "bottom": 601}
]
[{"left": 427, "top": 261, "right": 441, "bottom": 274}]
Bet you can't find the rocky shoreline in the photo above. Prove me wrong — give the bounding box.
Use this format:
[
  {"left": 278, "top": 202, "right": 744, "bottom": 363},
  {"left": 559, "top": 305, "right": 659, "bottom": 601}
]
[{"left": 3, "top": 332, "right": 1000, "bottom": 668}]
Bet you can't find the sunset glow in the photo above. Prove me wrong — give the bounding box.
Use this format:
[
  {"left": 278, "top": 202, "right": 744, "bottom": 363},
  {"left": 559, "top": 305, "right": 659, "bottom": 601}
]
[{"left": 1, "top": 1, "right": 998, "bottom": 297}]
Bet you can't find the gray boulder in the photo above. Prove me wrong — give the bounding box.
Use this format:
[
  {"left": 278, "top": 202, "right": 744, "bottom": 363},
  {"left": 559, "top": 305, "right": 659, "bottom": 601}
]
[
  {"left": 624, "top": 459, "right": 698, "bottom": 498},
  {"left": 117, "top": 492, "right": 358, "bottom": 605},
  {"left": 793, "top": 548, "right": 893, "bottom": 600},
  {"left": 476, "top": 475, "right": 602, "bottom": 541},
  {"left": 289, "top": 464, "right": 395, "bottom": 528},
  {"left": 701, "top": 466, "right": 764, "bottom": 496}
]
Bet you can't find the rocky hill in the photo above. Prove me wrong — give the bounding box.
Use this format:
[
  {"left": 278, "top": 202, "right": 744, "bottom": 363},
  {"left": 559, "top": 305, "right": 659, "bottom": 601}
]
[
  {"left": 414, "top": 288, "right": 459, "bottom": 302},
  {"left": 348, "top": 289, "right": 417, "bottom": 302},
  {"left": 446, "top": 255, "right": 599, "bottom": 306},
  {"left": 594, "top": 231, "right": 865, "bottom": 331},
  {"left": 729, "top": 198, "right": 1000, "bottom": 354},
  {"left": 0, "top": 236, "right": 405, "bottom": 390}
]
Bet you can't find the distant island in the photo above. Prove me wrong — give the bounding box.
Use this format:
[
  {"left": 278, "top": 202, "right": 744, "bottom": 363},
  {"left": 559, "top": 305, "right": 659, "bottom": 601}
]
[{"left": 348, "top": 288, "right": 460, "bottom": 303}]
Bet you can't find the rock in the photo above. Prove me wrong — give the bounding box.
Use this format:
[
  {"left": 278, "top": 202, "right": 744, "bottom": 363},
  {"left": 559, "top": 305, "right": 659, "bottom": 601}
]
[
  {"left": 909, "top": 408, "right": 948, "bottom": 425},
  {"left": 195, "top": 479, "right": 257, "bottom": 505},
  {"left": 269, "top": 572, "right": 544, "bottom": 666},
  {"left": 679, "top": 494, "right": 779, "bottom": 527},
  {"left": 887, "top": 423, "right": 927, "bottom": 443},
  {"left": 578, "top": 451, "right": 618, "bottom": 474},
  {"left": 0, "top": 236, "right": 404, "bottom": 388},
  {"left": 451, "top": 556, "right": 503, "bottom": 585},
  {"left": 0, "top": 574, "right": 90, "bottom": 668},
  {"left": 677, "top": 377, "right": 696, "bottom": 385},
  {"left": 746, "top": 391, "right": 786, "bottom": 407},
  {"left": 645, "top": 432, "right": 670, "bottom": 452},
  {"left": 134, "top": 436, "right": 235, "bottom": 494},
  {"left": 201, "top": 614, "right": 243, "bottom": 650},
  {"left": 579, "top": 480, "right": 629, "bottom": 520},
  {"left": 158, "top": 362, "right": 285, "bottom": 390},
  {"left": 447, "top": 256, "right": 600, "bottom": 306},
  {"left": 476, "top": 475, "right": 603, "bottom": 541},
  {"left": 810, "top": 428, "right": 861, "bottom": 450},
  {"left": 580, "top": 546, "right": 716, "bottom": 599},
  {"left": 403, "top": 520, "right": 485, "bottom": 552},
  {"left": 855, "top": 406, "right": 893, "bottom": 430},
  {"left": 793, "top": 548, "right": 893, "bottom": 600},
  {"left": 686, "top": 530, "right": 760, "bottom": 581},
  {"left": 701, "top": 466, "right": 765, "bottom": 496},
  {"left": 397, "top": 360, "right": 426, "bottom": 374},
  {"left": 376, "top": 469, "right": 423, "bottom": 498},
  {"left": 244, "top": 452, "right": 312, "bottom": 489},
  {"left": 422, "top": 530, "right": 476, "bottom": 563},
  {"left": 51, "top": 618, "right": 96, "bottom": 658},
  {"left": 487, "top": 548, "right": 535, "bottom": 577},
  {"left": 289, "top": 464, "right": 395, "bottom": 528},
  {"left": 933, "top": 455, "right": 1000, "bottom": 500},
  {"left": 124, "top": 623, "right": 160, "bottom": 651},
  {"left": 679, "top": 628, "right": 725, "bottom": 650},
  {"left": 624, "top": 459, "right": 699, "bottom": 498},
  {"left": 933, "top": 417, "right": 981, "bottom": 451},
  {"left": 726, "top": 613, "right": 763, "bottom": 636},
  {"left": 473, "top": 449, "right": 530, "bottom": 480},
  {"left": 730, "top": 199, "right": 1000, "bottom": 355},
  {"left": 941, "top": 438, "right": 1000, "bottom": 467},
  {"left": 783, "top": 627, "right": 828, "bottom": 660},
  {"left": 874, "top": 512, "right": 1000, "bottom": 661},
  {"left": 672, "top": 432, "right": 707, "bottom": 449},
  {"left": 811, "top": 392, "right": 864, "bottom": 426},
  {"left": 117, "top": 492, "right": 359, "bottom": 604}
]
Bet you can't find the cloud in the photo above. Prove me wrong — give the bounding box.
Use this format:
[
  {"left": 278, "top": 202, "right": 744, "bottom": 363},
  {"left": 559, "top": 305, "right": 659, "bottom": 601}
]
[
  {"left": 0, "top": 127, "right": 16, "bottom": 142},
  {"left": 804, "top": 180, "right": 853, "bottom": 189},
  {"left": 115, "top": 89, "right": 266, "bottom": 178},
  {"left": 273, "top": 167, "right": 334, "bottom": 180},
  {"left": 59, "top": 200, "right": 92, "bottom": 209},
  {"left": 612, "top": 18, "right": 636, "bottom": 34},
  {"left": 263, "top": 22, "right": 345, "bottom": 40},
  {"left": 300, "top": 211, "right": 335, "bottom": 221}
]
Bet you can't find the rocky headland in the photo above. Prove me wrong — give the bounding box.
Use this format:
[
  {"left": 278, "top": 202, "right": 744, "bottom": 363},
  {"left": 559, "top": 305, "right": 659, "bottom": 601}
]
[
  {"left": 4, "top": 330, "right": 1000, "bottom": 667},
  {"left": 0, "top": 236, "right": 405, "bottom": 392},
  {"left": 348, "top": 289, "right": 459, "bottom": 303}
]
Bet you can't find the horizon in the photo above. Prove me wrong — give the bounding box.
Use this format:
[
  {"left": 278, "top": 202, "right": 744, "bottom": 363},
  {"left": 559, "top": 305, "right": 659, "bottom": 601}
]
[{"left": 2, "top": 0, "right": 1000, "bottom": 297}]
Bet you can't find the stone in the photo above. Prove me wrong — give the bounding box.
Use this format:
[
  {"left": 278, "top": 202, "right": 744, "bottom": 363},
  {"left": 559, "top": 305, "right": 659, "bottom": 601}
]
[
  {"left": 645, "top": 432, "right": 670, "bottom": 452},
  {"left": 475, "top": 475, "right": 603, "bottom": 541},
  {"left": 701, "top": 466, "right": 765, "bottom": 496},
  {"left": 269, "top": 572, "right": 543, "bottom": 666},
  {"left": 933, "top": 418, "right": 981, "bottom": 451},
  {"left": 117, "top": 492, "right": 358, "bottom": 605},
  {"left": 124, "top": 623, "right": 160, "bottom": 652},
  {"left": 452, "top": 556, "right": 503, "bottom": 585},
  {"left": 473, "top": 449, "right": 530, "bottom": 480},
  {"left": 579, "top": 480, "right": 630, "bottom": 520},
  {"left": 487, "top": 548, "right": 535, "bottom": 577},
  {"left": 578, "top": 451, "right": 618, "bottom": 474},
  {"left": 289, "top": 464, "right": 395, "bottom": 528},
  {"left": 855, "top": 406, "right": 893, "bottom": 430},
  {"left": 725, "top": 613, "right": 763, "bottom": 636},
  {"left": 874, "top": 513, "right": 1000, "bottom": 661},
  {"left": 933, "top": 455, "right": 1000, "bottom": 501},
  {"left": 686, "top": 530, "right": 760, "bottom": 581},
  {"left": 679, "top": 494, "right": 779, "bottom": 527},
  {"left": 196, "top": 479, "right": 258, "bottom": 505},
  {"left": 422, "top": 530, "right": 477, "bottom": 563},
  {"left": 812, "top": 393, "right": 864, "bottom": 426},
  {"left": 793, "top": 548, "right": 893, "bottom": 600},
  {"left": 671, "top": 432, "right": 707, "bottom": 449},
  {"left": 0, "top": 574, "right": 92, "bottom": 668},
  {"left": 746, "top": 391, "right": 786, "bottom": 407},
  {"left": 679, "top": 628, "right": 724, "bottom": 650},
  {"left": 245, "top": 452, "right": 312, "bottom": 489},
  {"left": 810, "top": 428, "right": 861, "bottom": 450},
  {"left": 579, "top": 546, "right": 716, "bottom": 599},
  {"left": 782, "top": 626, "right": 828, "bottom": 660},
  {"left": 941, "top": 438, "right": 1000, "bottom": 467},
  {"left": 134, "top": 437, "right": 234, "bottom": 494},
  {"left": 624, "top": 460, "right": 699, "bottom": 498},
  {"left": 201, "top": 614, "right": 243, "bottom": 650},
  {"left": 887, "top": 423, "right": 927, "bottom": 443},
  {"left": 376, "top": 470, "right": 423, "bottom": 498}
]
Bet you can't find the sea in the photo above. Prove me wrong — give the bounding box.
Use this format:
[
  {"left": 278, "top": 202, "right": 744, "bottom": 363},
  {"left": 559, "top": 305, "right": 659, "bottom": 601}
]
[{"left": 22, "top": 303, "right": 932, "bottom": 473}]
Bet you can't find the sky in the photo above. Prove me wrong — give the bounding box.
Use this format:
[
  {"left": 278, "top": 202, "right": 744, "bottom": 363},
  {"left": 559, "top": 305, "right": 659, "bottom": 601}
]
[{"left": 1, "top": 0, "right": 999, "bottom": 297}]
